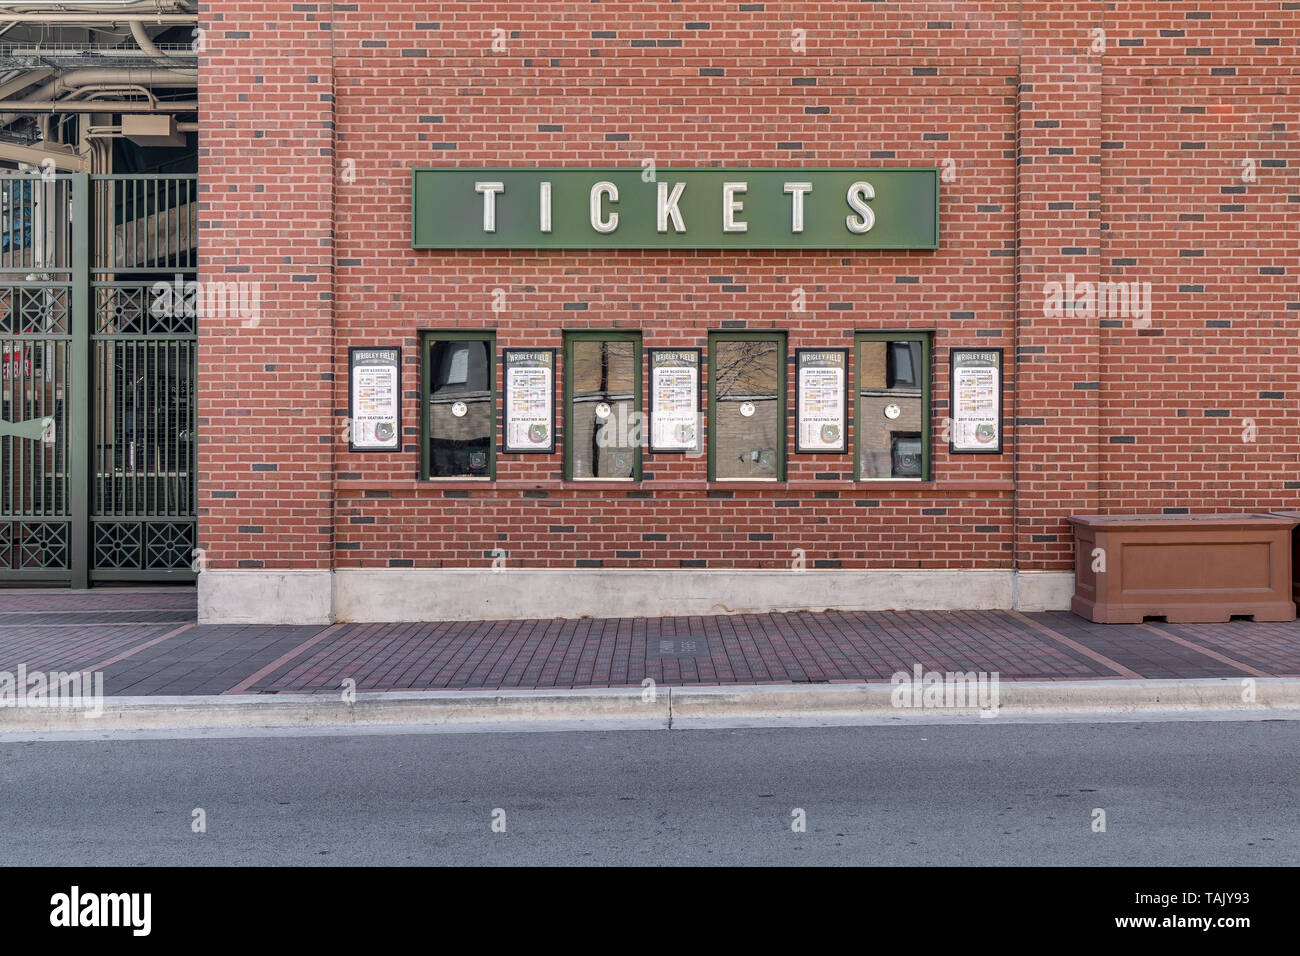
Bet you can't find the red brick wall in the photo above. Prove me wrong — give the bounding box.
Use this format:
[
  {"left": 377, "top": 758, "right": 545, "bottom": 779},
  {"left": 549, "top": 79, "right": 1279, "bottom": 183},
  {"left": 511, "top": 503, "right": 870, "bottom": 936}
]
[
  {"left": 1015, "top": 1, "right": 1103, "bottom": 570},
  {"left": 198, "top": 3, "right": 337, "bottom": 570},
  {"left": 198, "top": 1, "right": 1299, "bottom": 576},
  {"left": 1097, "top": 3, "right": 1300, "bottom": 527}
]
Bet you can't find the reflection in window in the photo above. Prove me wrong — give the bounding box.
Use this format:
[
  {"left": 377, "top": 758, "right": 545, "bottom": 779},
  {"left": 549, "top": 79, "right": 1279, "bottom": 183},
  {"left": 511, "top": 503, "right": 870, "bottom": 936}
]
[
  {"left": 428, "top": 338, "right": 492, "bottom": 478},
  {"left": 441, "top": 344, "right": 469, "bottom": 385},
  {"left": 889, "top": 341, "right": 921, "bottom": 388},
  {"left": 858, "top": 337, "right": 927, "bottom": 480},
  {"left": 570, "top": 338, "right": 637, "bottom": 479},
  {"left": 712, "top": 337, "right": 782, "bottom": 480},
  {"left": 890, "top": 432, "right": 923, "bottom": 477}
]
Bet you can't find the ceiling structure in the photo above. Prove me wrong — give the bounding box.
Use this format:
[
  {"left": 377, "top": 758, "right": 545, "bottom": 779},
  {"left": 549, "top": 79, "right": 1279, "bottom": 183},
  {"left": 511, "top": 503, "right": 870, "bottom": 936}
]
[{"left": 0, "top": 1, "right": 198, "bottom": 172}]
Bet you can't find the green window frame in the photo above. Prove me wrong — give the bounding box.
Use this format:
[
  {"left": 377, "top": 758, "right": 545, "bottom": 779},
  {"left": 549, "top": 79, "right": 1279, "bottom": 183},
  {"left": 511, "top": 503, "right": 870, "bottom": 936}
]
[
  {"left": 707, "top": 331, "right": 787, "bottom": 482},
  {"left": 419, "top": 329, "right": 496, "bottom": 480},
  {"left": 853, "top": 330, "right": 932, "bottom": 481},
  {"left": 563, "top": 330, "right": 643, "bottom": 481}
]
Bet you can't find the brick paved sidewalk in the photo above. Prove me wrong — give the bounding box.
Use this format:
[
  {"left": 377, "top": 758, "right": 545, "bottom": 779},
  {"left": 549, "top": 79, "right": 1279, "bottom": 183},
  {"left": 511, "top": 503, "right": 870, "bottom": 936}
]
[{"left": 1, "top": 586, "right": 1297, "bottom": 697}]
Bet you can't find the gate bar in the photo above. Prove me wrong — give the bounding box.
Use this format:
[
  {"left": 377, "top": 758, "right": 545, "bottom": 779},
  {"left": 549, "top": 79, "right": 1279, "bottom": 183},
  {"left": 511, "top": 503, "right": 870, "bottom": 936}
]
[{"left": 70, "top": 173, "right": 89, "bottom": 588}]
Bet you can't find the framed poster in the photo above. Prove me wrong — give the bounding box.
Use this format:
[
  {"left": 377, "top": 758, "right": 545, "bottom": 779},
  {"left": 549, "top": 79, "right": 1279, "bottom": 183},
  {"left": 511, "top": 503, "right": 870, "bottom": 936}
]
[
  {"left": 502, "top": 348, "right": 556, "bottom": 453},
  {"left": 348, "top": 346, "right": 401, "bottom": 452},
  {"left": 794, "top": 348, "right": 848, "bottom": 453},
  {"left": 949, "top": 348, "right": 1003, "bottom": 453},
  {"left": 647, "top": 348, "right": 701, "bottom": 454}
]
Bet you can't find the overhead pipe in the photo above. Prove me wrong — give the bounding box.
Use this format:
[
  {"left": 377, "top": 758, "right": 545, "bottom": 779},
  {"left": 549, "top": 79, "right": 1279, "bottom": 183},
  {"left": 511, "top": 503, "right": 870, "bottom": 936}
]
[
  {"left": 0, "top": 14, "right": 194, "bottom": 23},
  {"left": 129, "top": 18, "right": 186, "bottom": 60},
  {"left": 0, "top": 140, "right": 87, "bottom": 171},
  {"left": 0, "top": 68, "right": 195, "bottom": 124},
  {"left": 0, "top": 67, "right": 52, "bottom": 100},
  {"left": 86, "top": 119, "right": 198, "bottom": 135},
  {"left": 22, "top": 68, "right": 197, "bottom": 102},
  {"left": 4, "top": 47, "right": 188, "bottom": 58},
  {"left": 0, "top": 99, "right": 196, "bottom": 112},
  {"left": 76, "top": 83, "right": 154, "bottom": 96},
  {"left": 73, "top": 88, "right": 160, "bottom": 108},
  {"left": 0, "top": 0, "right": 192, "bottom": 7}
]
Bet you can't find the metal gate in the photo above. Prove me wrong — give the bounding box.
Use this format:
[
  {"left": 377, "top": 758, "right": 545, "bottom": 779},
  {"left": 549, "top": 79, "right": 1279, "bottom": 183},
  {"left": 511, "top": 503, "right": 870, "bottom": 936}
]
[{"left": 0, "top": 172, "right": 196, "bottom": 587}]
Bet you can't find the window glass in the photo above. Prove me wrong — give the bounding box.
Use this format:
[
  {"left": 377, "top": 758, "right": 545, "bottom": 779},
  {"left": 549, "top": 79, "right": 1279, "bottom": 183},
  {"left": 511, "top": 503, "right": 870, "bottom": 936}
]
[
  {"left": 889, "top": 341, "right": 921, "bottom": 387},
  {"left": 442, "top": 345, "right": 469, "bottom": 385},
  {"left": 428, "top": 337, "right": 493, "bottom": 478},
  {"left": 858, "top": 336, "right": 927, "bottom": 480},
  {"left": 712, "top": 337, "right": 782, "bottom": 480},
  {"left": 570, "top": 338, "right": 637, "bottom": 479}
]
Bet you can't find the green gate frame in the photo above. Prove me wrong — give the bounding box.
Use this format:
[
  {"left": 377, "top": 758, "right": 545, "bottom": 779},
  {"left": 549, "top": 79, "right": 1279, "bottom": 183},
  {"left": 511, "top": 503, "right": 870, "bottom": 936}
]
[{"left": 0, "top": 172, "right": 197, "bottom": 587}]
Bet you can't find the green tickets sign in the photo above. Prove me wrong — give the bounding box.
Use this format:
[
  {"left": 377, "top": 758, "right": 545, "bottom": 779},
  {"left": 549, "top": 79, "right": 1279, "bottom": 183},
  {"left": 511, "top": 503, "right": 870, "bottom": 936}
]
[{"left": 412, "top": 168, "right": 939, "bottom": 249}]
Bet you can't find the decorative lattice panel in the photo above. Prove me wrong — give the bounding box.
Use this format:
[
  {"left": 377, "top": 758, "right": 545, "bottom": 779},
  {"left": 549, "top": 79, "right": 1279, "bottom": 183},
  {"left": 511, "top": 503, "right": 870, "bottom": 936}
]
[
  {"left": 0, "top": 286, "right": 70, "bottom": 335},
  {"left": 93, "top": 521, "right": 143, "bottom": 569},
  {"left": 144, "top": 521, "right": 193, "bottom": 570},
  {"left": 17, "top": 521, "right": 68, "bottom": 569}
]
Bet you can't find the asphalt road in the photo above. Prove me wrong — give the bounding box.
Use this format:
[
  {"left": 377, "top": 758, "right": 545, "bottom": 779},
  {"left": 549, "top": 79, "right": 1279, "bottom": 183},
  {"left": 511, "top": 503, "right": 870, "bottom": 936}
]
[{"left": 0, "top": 719, "right": 1296, "bottom": 865}]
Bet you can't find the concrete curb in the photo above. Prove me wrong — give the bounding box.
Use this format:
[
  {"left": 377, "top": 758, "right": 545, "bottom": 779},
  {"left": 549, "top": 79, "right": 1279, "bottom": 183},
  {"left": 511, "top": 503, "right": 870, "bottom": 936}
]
[
  {"left": 0, "top": 677, "right": 1295, "bottom": 734},
  {"left": 669, "top": 677, "right": 1299, "bottom": 718}
]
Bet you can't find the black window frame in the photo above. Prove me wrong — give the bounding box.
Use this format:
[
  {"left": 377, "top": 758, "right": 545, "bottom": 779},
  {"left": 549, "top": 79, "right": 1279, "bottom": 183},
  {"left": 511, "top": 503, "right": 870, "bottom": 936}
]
[
  {"left": 419, "top": 329, "right": 497, "bottom": 481},
  {"left": 853, "top": 330, "right": 932, "bottom": 482}
]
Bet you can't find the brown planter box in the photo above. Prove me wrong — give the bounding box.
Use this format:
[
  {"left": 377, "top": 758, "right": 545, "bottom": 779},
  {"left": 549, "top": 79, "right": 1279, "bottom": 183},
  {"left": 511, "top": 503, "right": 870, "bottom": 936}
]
[
  {"left": 1268, "top": 511, "right": 1300, "bottom": 605},
  {"left": 1066, "top": 513, "right": 1298, "bottom": 624}
]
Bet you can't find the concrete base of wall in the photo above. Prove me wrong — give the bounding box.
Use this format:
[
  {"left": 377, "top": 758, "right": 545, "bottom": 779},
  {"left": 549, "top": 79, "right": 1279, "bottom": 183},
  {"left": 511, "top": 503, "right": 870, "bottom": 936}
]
[
  {"left": 199, "top": 568, "right": 1076, "bottom": 624},
  {"left": 1014, "top": 571, "right": 1076, "bottom": 613},
  {"left": 198, "top": 570, "right": 333, "bottom": 625}
]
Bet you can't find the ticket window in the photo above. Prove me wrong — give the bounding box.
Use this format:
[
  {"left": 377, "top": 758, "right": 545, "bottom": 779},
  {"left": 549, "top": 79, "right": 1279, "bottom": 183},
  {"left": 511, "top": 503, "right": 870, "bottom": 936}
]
[
  {"left": 708, "top": 332, "right": 786, "bottom": 481},
  {"left": 856, "top": 333, "right": 930, "bottom": 480},
  {"left": 566, "top": 332, "right": 641, "bottom": 480},
  {"left": 425, "top": 334, "right": 494, "bottom": 479}
]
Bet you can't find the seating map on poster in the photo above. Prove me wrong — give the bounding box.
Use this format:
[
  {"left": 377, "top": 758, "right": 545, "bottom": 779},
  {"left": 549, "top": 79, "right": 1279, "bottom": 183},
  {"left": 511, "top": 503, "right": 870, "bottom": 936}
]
[
  {"left": 349, "top": 347, "right": 400, "bottom": 451},
  {"left": 504, "top": 350, "right": 554, "bottom": 452},
  {"left": 796, "top": 350, "right": 847, "bottom": 453},
  {"left": 650, "top": 350, "right": 700, "bottom": 453},
  {"left": 950, "top": 349, "right": 1002, "bottom": 453}
]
